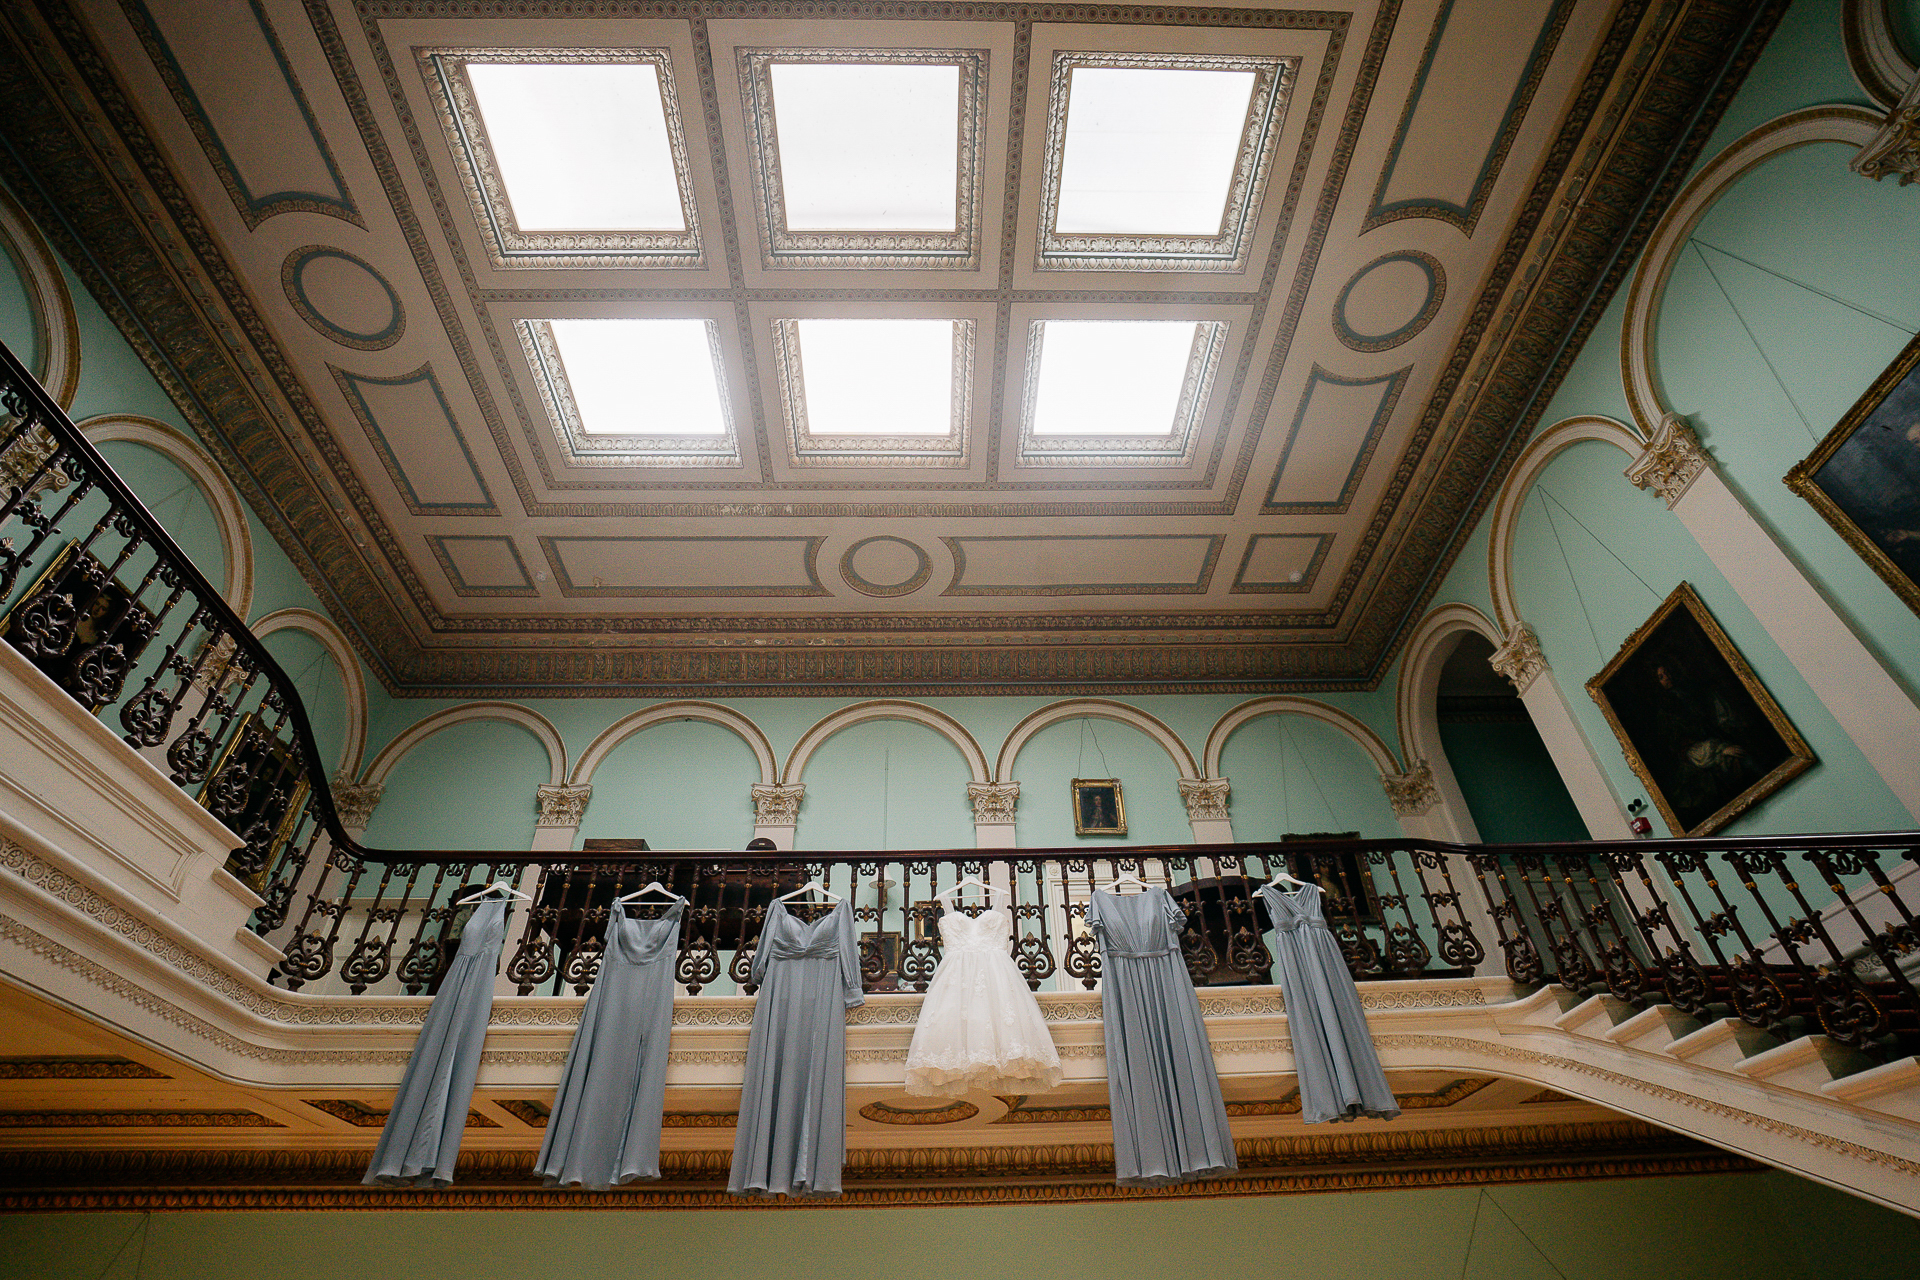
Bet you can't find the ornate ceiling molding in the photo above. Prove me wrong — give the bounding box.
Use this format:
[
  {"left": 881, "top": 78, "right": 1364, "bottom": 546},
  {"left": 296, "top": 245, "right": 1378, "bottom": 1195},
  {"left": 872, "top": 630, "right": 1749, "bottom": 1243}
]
[{"left": 0, "top": 1, "right": 1788, "bottom": 698}]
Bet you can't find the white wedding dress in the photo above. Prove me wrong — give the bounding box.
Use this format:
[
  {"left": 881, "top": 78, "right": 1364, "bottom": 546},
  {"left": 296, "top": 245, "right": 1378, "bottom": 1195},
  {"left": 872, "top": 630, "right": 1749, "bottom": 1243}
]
[{"left": 903, "top": 905, "right": 1063, "bottom": 1097}]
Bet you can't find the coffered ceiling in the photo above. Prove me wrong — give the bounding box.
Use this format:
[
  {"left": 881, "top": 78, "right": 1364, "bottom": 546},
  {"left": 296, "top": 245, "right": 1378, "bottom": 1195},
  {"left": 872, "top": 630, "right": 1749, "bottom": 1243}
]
[{"left": 0, "top": 0, "right": 1780, "bottom": 696}]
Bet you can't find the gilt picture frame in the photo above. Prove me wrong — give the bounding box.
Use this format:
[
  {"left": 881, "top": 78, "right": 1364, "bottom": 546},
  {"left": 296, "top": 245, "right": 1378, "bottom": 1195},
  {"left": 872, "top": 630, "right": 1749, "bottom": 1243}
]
[
  {"left": 1586, "top": 583, "right": 1813, "bottom": 837},
  {"left": 1070, "top": 778, "right": 1126, "bottom": 836},
  {"left": 1785, "top": 328, "right": 1920, "bottom": 617}
]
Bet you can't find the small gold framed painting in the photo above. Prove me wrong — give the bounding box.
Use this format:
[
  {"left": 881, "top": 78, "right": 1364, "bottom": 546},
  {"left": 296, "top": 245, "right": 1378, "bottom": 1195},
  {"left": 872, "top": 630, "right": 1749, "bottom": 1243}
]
[
  {"left": 1585, "top": 583, "right": 1814, "bottom": 837},
  {"left": 1071, "top": 778, "right": 1126, "bottom": 836}
]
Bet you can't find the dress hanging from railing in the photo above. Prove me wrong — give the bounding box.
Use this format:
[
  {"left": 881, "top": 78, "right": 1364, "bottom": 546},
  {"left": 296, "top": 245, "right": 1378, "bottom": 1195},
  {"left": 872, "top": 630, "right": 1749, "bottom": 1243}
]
[
  {"left": 1088, "top": 886, "right": 1237, "bottom": 1187},
  {"left": 363, "top": 897, "right": 507, "bottom": 1188},
  {"left": 903, "top": 903, "right": 1062, "bottom": 1097},
  {"left": 535, "top": 897, "right": 685, "bottom": 1189},
  {"left": 1257, "top": 880, "right": 1399, "bottom": 1124},
  {"left": 729, "top": 898, "right": 864, "bottom": 1199}
]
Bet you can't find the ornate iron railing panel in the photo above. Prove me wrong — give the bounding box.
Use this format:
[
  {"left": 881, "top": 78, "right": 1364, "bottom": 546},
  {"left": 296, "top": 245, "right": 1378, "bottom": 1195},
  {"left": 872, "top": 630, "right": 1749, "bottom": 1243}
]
[{"left": 3, "top": 340, "right": 1917, "bottom": 1052}]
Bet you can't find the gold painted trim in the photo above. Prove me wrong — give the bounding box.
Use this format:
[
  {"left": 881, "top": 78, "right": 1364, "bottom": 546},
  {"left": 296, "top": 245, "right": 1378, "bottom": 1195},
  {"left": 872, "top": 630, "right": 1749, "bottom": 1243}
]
[
  {"left": 1784, "top": 327, "right": 1920, "bottom": 619},
  {"left": 1584, "top": 582, "right": 1816, "bottom": 837},
  {"left": 0, "top": 1121, "right": 1757, "bottom": 1210},
  {"left": 858, "top": 1100, "right": 981, "bottom": 1126}
]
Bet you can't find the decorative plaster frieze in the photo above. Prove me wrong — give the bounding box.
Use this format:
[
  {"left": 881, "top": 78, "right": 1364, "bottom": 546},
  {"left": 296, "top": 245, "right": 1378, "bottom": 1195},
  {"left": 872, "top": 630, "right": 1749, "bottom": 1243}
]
[
  {"left": 1490, "top": 624, "right": 1548, "bottom": 695},
  {"left": 0, "top": 422, "right": 70, "bottom": 500},
  {"left": 329, "top": 776, "right": 383, "bottom": 831},
  {"left": 187, "top": 632, "right": 242, "bottom": 693},
  {"left": 1380, "top": 760, "right": 1441, "bottom": 818},
  {"left": 967, "top": 781, "right": 1019, "bottom": 825},
  {"left": 1624, "top": 412, "right": 1712, "bottom": 508},
  {"left": 1177, "top": 778, "right": 1232, "bottom": 823},
  {"left": 534, "top": 783, "right": 591, "bottom": 828},
  {"left": 1851, "top": 73, "right": 1920, "bottom": 184},
  {"left": 750, "top": 783, "right": 804, "bottom": 827}
]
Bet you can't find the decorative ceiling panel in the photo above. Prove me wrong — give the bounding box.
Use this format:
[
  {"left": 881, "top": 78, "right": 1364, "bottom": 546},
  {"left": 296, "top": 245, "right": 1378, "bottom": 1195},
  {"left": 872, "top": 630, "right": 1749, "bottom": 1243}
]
[{"left": 0, "top": 0, "right": 1784, "bottom": 695}]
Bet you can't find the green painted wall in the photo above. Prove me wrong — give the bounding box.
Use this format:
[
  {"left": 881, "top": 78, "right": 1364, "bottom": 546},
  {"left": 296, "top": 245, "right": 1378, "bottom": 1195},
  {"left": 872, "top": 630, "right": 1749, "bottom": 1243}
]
[
  {"left": 1440, "top": 718, "right": 1590, "bottom": 844},
  {"left": 358, "top": 719, "right": 550, "bottom": 851},
  {"left": 0, "top": 1172, "right": 1912, "bottom": 1280}
]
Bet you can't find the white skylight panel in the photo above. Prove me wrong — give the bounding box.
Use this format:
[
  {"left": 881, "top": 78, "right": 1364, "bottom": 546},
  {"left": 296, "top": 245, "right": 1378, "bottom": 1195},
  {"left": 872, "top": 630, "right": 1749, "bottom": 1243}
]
[
  {"left": 1030, "top": 321, "right": 1202, "bottom": 436},
  {"left": 467, "top": 62, "right": 685, "bottom": 231},
  {"left": 548, "top": 319, "right": 726, "bottom": 436},
  {"left": 1055, "top": 68, "right": 1257, "bottom": 235},
  {"left": 793, "top": 319, "right": 955, "bottom": 435},
  {"left": 768, "top": 62, "right": 960, "bottom": 231}
]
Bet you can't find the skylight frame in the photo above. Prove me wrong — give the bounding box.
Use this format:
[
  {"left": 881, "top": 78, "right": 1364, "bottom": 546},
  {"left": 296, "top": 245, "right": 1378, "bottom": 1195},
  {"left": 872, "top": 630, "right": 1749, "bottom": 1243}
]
[
  {"left": 738, "top": 48, "right": 987, "bottom": 271},
  {"left": 1036, "top": 52, "right": 1295, "bottom": 273},
  {"left": 518, "top": 319, "right": 740, "bottom": 468},
  {"left": 771, "top": 318, "right": 975, "bottom": 467},
  {"left": 422, "top": 48, "right": 704, "bottom": 270},
  {"left": 1016, "top": 319, "right": 1228, "bottom": 467}
]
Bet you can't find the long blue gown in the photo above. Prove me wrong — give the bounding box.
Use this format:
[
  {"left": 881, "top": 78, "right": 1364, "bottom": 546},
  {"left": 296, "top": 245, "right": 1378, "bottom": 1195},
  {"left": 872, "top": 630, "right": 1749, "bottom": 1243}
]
[
  {"left": 729, "top": 898, "right": 864, "bottom": 1198},
  {"left": 364, "top": 896, "right": 507, "bottom": 1188},
  {"left": 1258, "top": 881, "right": 1400, "bottom": 1123},
  {"left": 1088, "top": 887, "right": 1237, "bottom": 1186},
  {"left": 535, "top": 897, "right": 684, "bottom": 1188}
]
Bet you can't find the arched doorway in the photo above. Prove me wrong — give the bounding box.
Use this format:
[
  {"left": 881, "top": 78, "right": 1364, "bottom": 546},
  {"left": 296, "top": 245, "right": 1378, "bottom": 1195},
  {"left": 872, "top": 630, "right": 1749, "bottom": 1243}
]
[{"left": 1436, "top": 635, "right": 1588, "bottom": 843}]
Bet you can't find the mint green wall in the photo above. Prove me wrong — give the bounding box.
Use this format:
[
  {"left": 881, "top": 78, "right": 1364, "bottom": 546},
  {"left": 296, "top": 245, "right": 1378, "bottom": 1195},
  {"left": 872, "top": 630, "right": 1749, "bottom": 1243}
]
[
  {"left": 1, "top": 1172, "right": 1913, "bottom": 1280},
  {"left": 576, "top": 719, "right": 760, "bottom": 851},
  {"left": 796, "top": 719, "right": 975, "bottom": 851},
  {"left": 358, "top": 720, "right": 548, "bottom": 851},
  {"left": 1009, "top": 716, "right": 1189, "bottom": 847},
  {"left": 1655, "top": 140, "right": 1920, "bottom": 695},
  {"left": 1219, "top": 713, "right": 1401, "bottom": 840},
  {"left": 0, "top": 241, "right": 40, "bottom": 373}
]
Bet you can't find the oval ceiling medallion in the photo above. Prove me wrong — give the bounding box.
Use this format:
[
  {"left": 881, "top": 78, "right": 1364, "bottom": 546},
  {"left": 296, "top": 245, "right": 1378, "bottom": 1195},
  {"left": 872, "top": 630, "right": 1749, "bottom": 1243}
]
[
  {"left": 839, "top": 536, "right": 934, "bottom": 598},
  {"left": 281, "top": 246, "right": 404, "bottom": 350},
  {"left": 1333, "top": 250, "right": 1445, "bottom": 352},
  {"left": 858, "top": 1099, "right": 980, "bottom": 1126}
]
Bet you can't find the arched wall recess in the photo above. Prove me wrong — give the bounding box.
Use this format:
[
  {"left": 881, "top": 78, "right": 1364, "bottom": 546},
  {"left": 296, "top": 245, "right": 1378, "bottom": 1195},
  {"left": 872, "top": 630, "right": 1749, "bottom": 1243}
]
[
  {"left": 1841, "top": 0, "right": 1917, "bottom": 109},
  {"left": 995, "top": 698, "right": 1197, "bottom": 784},
  {"left": 81, "top": 415, "right": 257, "bottom": 618},
  {"left": 1487, "top": 415, "right": 1647, "bottom": 633},
  {"left": 0, "top": 184, "right": 80, "bottom": 409},
  {"left": 1202, "top": 696, "right": 1399, "bottom": 781},
  {"left": 1614, "top": 103, "right": 1920, "bottom": 819},
  {"left": 1620, "top": 105, "right": 1882, "bottom": 437},
  {"left": 360, "top": 701, "right": 567, "bottom": 790},
  {"left": 785, "top": 700, "right": 989, "bottom": 787},
  {"left": 1393, "top": 604, "right": 1506, "bottom": 844},
  {"left": 573, "top": 700, "right": 778, "bottom": 788},
  {"left": 249, "top": 608, "right": 366, "bottom": 778}
]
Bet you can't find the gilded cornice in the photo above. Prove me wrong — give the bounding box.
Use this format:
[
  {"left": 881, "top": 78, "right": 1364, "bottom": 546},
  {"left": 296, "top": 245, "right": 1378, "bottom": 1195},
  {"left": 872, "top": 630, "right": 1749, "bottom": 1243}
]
[{"left": 0, "top": 1120, "right": 1757, "bottom": 1210}]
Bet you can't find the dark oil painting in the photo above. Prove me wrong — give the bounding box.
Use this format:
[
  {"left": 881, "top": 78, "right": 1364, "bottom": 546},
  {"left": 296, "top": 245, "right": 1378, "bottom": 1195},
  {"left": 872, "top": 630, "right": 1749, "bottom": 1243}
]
[{"left": 1587, "top": 583, "right": 1813, "bottom": 837}]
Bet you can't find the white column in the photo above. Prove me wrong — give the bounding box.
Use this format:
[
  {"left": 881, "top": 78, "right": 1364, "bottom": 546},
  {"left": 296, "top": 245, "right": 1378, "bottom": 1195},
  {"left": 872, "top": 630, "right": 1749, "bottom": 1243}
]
[
  {"left": 1491, "top": 624, "right": 1634, "bottom": 838},
  {"left": 968, "top": 781, "right": 1019, "bottom": 848},
  {"left": 1629, "top": 415, "right": 1920, "bottom": 820},
  {"left": 750, "top": 783, "right": 803, "bottom": 850},
  {"left": 1178, "top": 777, "right": 1234, "bottom": 843}
]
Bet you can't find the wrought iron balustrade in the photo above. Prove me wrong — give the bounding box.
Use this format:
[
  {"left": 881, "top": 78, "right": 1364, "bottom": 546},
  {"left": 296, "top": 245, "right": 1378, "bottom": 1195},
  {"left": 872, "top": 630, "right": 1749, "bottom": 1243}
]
[{"left": 3, "top": 339, "right": 1918, "bottom": 1055}]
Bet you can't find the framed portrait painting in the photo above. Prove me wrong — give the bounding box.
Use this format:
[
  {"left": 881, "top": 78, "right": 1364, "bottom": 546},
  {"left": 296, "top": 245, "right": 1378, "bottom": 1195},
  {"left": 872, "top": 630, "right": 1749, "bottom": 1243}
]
[
  {"left": 1070, "top": 778, "right": 1126, "bottom": 836},
  {"left": 1785, "top": 328, "right": 1920, "bottom": 616},
  {"left": 1586, "top": 583, "right": 1813, "bottom": 837}
]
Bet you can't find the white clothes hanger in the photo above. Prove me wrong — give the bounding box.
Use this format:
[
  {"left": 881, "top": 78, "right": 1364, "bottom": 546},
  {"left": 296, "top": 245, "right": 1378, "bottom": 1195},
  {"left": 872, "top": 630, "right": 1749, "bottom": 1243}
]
[
  {"left": 455, "top": 878, "right": 532, "bottom": 905},
  {"left": 615, "top": 880, "right": 682, "bottom": 906},
  {"left": 1266, "top": 864, "right": 1310, "bottom": 892},
  {"left": 1099, "top": 872, "right": 1149, "bottom": 894},
  {"left": 775, "top": 878, "right": 843, "bottom": 904},
  {"left": 936, "top": 875, "right": 1009, "bottom": 903}
]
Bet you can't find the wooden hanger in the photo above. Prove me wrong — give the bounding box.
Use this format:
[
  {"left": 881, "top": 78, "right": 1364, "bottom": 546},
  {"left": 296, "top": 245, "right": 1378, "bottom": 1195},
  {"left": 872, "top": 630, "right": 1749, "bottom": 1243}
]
[
  {"left": 936, "top": 875, "right": 1008, "bottom": 903},
  {"left": 455, "top": 879, "right": 532, "bottom": 905}
]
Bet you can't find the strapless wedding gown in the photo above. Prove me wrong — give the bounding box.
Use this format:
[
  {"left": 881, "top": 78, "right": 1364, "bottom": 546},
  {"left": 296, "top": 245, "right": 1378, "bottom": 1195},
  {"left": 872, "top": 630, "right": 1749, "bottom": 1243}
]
[{"left": 903, "top": 906, "right": 1062, "bottom": 1097}]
